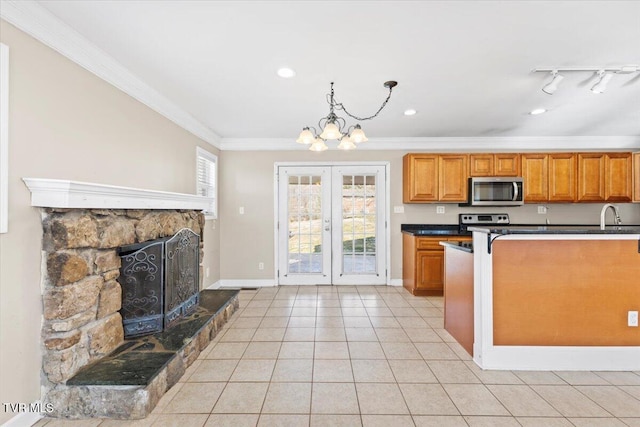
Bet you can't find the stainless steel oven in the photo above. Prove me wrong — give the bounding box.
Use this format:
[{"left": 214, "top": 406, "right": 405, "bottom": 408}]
[{"left": 462, "top": 177, "right": 524, "bottom": 206}]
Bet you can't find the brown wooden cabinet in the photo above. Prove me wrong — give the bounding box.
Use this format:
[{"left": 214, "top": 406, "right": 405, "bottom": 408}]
[
  {"left": 403, "top": 154, "right": 438, "bottom": 202},
  {"left": 469, "top": 153, "right": 520, "bottom": 177},
  {"left": 403, "top": 154, "right": 467, "bottom": 203},
  {"left": 577, "top": 152, "right": 632, "bottom": 202},
  {"left": 548, "top": 153, "right": 577, "bottom": 202},
  {"left": 405, "top": 151, "right": 633, "bottom": 204},
  {"left": 605, "top": 153, "right": 633, "bottom": 202},
  {"left": 634, "top": 152, "right": 640, "bottom": 202},
  {"left": 577, "top": 153, "right": 605, "bottom": 201},
  {"left": 521, "top": 154, "right": 549, "bottom": 202},
  {"left": 403, "top": 234, "right": 471, "bottom": 296},
  {"left": 439, "top": 155, "right": 468, "bottom": 201}
]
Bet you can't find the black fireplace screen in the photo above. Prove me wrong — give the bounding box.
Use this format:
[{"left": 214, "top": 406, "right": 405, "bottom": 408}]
[{"left": 118, "top": 228, "right": 200, "bottom": 338}]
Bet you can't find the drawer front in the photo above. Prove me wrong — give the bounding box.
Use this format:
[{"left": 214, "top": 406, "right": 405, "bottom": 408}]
[{"left": 416, "top": 238, "right": 446, "bottom": 250}]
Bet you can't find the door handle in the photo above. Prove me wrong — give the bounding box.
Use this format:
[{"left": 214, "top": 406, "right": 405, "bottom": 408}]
[{"left": 512, "top": 182, "right": 519, "bottom": 201}]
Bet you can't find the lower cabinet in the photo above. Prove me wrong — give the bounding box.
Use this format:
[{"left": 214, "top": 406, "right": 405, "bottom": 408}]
[{"left": 402, "top": 234, "right": 471, "bottom": 296}]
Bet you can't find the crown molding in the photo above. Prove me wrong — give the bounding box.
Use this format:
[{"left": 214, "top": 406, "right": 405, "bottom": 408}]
[
  {"left": 0, "top": 1, "right": 221, "bottom": 148},
  {"left": 23, "top": 178, "right": 212, "bottom": 210},
  {"left": 220, "top": 136, "right": 640, "bottom": 152}
]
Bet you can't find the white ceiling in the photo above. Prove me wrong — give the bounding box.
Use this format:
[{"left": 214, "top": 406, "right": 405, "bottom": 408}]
[{"left": 24, "top": 1, "right": 640, "bottom": 147}]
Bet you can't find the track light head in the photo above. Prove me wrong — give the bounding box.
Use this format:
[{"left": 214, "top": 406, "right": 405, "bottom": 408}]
[
  {"left": 542, "top": 71, "right": 564, "bottom": 95},
  {"left": 591, "top": 70, "right": 613, "bottom": 94}
]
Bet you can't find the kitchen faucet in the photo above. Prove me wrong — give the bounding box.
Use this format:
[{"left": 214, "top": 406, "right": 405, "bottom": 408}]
[{"left": 600, "top": 203, "right": 621, "bottom": 230}]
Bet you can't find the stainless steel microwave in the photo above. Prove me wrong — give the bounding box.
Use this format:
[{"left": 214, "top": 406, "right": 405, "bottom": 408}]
[{"left": 462, "top": 177, "right": 524, "bottom": 206}]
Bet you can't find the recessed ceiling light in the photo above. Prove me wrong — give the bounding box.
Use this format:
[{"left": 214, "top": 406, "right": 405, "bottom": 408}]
[
  {"left": 529, "top": 108, "right": 547, "bottom": 115},
  {"left": 404, "top": 109, "right": 417, "bottom": 116},
  {"left": 277, "top": 67, "right": 296, "bottom": 78}
]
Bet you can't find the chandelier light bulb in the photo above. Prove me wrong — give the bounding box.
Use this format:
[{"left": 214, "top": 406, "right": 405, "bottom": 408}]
[
  {"left": 296, "top": 128, "right": 315, "bottom": 145},
  {"left": 349, "top": 125, "right": 368, "bottom": 143},
  {"left": 542, "top": 71, "right": 564, "bottom": 95},
  {"left": 591, "top": 71, "right": 613, "bottom": 94},
  {"left": 319, "top": 122, "right": 341, "bottom": 140},
  {"left": 309, "top": 138, "right": 328, "bottom": 152},
  {"left": 337, "top": 136, "right": 357, "bottom": 150}
]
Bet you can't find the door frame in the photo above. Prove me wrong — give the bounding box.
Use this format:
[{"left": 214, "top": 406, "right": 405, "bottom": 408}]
[{"left": 273, "top": 161, "right": 391, "bottom": 286}]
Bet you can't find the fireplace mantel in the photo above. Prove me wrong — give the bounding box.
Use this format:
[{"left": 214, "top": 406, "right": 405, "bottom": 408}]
[{"left": 23, "top": 178, "right": 212, "bottom": 210}]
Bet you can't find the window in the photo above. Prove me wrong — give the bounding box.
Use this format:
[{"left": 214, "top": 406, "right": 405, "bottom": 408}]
[{"left": 196, "top": 147, "right": 217, "bottom": 219}]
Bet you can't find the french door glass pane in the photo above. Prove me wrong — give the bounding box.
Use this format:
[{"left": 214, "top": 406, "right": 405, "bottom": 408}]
[
  {"left": 287, "top": 175, "right": 323, "bottom": 274},
  {"left": 341, "top": 174, "right": 377, "bottom": 274}
]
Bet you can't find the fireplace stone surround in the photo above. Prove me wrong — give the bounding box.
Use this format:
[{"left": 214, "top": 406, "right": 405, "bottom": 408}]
[{"left": 23, "top": 179, "right": 237, "bottom": 419}]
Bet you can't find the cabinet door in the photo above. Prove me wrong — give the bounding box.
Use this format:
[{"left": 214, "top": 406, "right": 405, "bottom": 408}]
[
  {"left": 438, "top": 155, "right": 468, "bottom": 202},
  {"left": 403, "top": 154, "right": 438, "bottom": 202},
  {"left": 494, "top": 154, "right": 521, "bottom": 176},
  {"left": 548, "top": 153, "right": 576, "bottom": 202},
  {"left": 577, "top": 153, "right": 606, "bottom": 202},
  {"left": 605, "top": 153, "right": 632, "bottom": 202},
  {"left": 469, "top": 154, "right": 493, "bottom": 176},
  {"left": 416, "top": 250, "right": 444, "bottom": 291},
  {"left": 521, "top": 154, "right": 548, "bottom": 202},
  {"left": 634, "top": 153, "right": 640, "bottom": 202}
]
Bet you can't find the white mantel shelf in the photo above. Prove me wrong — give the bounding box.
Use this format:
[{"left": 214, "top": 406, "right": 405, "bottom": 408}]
[{"left": 23, "top": 178, "right": 212, "bottom": 210}]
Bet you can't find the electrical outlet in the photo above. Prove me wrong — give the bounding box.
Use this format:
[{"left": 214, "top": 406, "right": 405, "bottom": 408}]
[
  {"left": 258, "top": 262, "right": 264, "bottom": 270},
  {"left": 628, "top": 311, "right": 639, "bottom": 327},
  {"left": 393, "top": 206, "right": 405, "bottom": 214},
  {"left": 239, "top": 206, "right": 245, "bottom": 215},
  {"left": 538, "top": 206, "right": 547, "bottom": 214},
  {"left": 436, "top": 206, "right": 445, "bottom": 214}
]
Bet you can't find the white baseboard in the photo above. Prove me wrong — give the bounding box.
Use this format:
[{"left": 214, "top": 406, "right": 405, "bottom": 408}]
[
  {"left": 206, "top": 279, "right": 277, "bottom": 289},
  {"left": 207, "top": 279, "right": 403, "bottom": 289},
  {"left": 389, "top": 279, "right": 403, "bottom": 287},
  {"left": 2, "top": 411, "right": 43, "bottom": 427}
]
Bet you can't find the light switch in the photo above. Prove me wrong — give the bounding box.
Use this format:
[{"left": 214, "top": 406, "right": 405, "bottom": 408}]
[
  {"left": 393, "top": 206, "right": 405, "bottom": 214},
  {"left": 239, "top": 207, "right": 245, "bottom": 215}
]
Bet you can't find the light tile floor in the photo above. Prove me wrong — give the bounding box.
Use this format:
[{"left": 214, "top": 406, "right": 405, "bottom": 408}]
[{"left": 35, "top": 285, "right": 640, "bottom": 427}]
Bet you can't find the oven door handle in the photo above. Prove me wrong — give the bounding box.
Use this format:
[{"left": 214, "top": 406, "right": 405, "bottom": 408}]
[{"left": 512, "top": 182, "right": 519, "bottom": 201}]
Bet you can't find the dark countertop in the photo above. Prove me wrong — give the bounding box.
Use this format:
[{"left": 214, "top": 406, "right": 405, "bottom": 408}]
[
  {"left": 440, "top": 241, "right": 474, "bottom": 253},
  {"left": 468, "top": 225, "right": 640, "bottom": 235},
  {"left": 401, "top": 224, "right": 470, "bottom": 236}
]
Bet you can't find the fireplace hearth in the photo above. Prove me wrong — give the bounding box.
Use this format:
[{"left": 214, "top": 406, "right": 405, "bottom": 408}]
[{"left": 118, "top": 228, "right": 200, "bottom": 338}]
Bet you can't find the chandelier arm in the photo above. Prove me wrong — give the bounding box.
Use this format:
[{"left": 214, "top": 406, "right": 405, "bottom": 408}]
[{"left": 335, "top": 86, "right": 394, "bottom": 121}]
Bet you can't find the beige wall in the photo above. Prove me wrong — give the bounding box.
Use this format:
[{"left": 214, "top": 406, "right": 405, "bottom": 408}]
[
  {"left": 0, "top": 21, "right": 219, "bottom": 423},
  {"left": 219, "top": 150, "right": 640, "bottom": 282}
]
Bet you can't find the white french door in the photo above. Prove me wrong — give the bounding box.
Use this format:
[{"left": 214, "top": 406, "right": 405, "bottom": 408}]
[{"left": 277, "top": 164, "right": 387, "bottom": 285}]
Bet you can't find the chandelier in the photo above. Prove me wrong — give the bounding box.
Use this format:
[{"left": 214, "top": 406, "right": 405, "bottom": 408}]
[{"left": 296, "top": 81, "right": 398, "bottom": 151}]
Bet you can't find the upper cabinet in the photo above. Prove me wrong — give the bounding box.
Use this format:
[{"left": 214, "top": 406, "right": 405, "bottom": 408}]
[
  {"left": 403, "top": 154, "right": 468, "bottom": 203},
  {"left": 469, "top": 153, "right": 520, "bottom": 177},
  {"left": 439, "top": 155, "right": 468, "bottom": 201},
  {"left": 403, "top": 154, "right": 438, "bottom": 202},
  {"left": 404, "top": 151, "right": 633, "bottom": 204},
  {"left": 634, "top": 152, "right": 640, "bottom": 202},
  {"left": 577, "top": 153, "right": 632, "bottom": 202},
  {"left": 521, "top": 154, "right": 549, "bottom": 202},
  {"left": 548, "top": 153, "right": 577, "bottom": 202}
]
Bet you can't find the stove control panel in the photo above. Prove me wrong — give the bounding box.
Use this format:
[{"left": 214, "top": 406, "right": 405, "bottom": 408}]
[{"left": 459, "top": 213, "right": 510, "bottom": 225}]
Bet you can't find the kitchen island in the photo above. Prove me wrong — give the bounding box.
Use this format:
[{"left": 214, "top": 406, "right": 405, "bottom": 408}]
[{"left": 467, "top": 226, "right": 640, "bottom": 371}]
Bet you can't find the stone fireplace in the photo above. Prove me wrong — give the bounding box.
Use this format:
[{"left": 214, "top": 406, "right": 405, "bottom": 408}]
[{"left": 23, "top": 179, "right": 239, "bottom": 419}]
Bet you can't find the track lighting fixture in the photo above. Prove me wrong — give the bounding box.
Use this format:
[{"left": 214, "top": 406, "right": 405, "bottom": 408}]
[
  {"left": 533, "top": 65, "right": 639, "bottom": 95},
  {"left": 591, "top": 70, "right": 613, "bottom": 94},
  {"left": 542, "top": 70, "right": 565, "bottom": 95}
]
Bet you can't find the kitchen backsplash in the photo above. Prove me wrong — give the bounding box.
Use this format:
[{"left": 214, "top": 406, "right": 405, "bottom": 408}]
[{"left": 397, "top": 202, "right": 640, "bottom": 225}]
